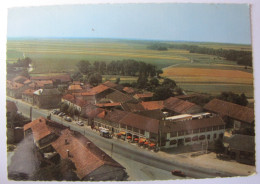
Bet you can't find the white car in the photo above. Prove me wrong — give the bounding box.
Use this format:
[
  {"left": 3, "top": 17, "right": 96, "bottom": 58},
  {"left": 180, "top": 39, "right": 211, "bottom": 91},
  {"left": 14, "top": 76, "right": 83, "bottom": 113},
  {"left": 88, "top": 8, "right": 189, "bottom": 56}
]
[{"left": 77, "top": 121, "right": 84, "bottom": 126}]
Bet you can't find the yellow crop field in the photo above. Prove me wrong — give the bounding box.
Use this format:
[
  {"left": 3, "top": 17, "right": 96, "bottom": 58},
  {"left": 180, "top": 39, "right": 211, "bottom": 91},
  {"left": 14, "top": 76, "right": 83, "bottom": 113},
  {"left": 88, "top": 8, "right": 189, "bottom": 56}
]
[{"left": 162, "top": 67, "right": 253, "bottom": 84}]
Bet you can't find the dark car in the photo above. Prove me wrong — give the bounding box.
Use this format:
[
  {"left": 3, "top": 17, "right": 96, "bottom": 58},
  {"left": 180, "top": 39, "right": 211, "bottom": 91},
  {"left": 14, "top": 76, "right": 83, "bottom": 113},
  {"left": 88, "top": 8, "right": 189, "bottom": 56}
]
[{"left": 171, "top": 170, "right": 186, "bottom": 177}]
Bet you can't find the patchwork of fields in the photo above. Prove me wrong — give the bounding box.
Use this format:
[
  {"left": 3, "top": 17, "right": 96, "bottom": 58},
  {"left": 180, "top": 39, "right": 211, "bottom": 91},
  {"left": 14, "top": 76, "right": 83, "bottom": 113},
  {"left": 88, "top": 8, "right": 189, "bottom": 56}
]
[{"left": 6, "top": 38, "right": 254, "bottom": 97}]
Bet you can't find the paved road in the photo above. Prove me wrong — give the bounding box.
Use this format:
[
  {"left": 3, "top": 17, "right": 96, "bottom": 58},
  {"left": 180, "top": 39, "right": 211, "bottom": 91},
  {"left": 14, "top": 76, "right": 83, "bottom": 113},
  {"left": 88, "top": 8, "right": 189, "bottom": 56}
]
[{"left": 7, "top": 96, "right": 236, "bottom": 179}]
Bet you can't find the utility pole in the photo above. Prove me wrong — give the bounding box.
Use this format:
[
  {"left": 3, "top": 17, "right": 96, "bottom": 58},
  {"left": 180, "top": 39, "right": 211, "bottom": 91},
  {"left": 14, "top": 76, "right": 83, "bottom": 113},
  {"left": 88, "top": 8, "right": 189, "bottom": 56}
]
[{"left": 111, "top": 143, "right": 114, "bottom": 158}]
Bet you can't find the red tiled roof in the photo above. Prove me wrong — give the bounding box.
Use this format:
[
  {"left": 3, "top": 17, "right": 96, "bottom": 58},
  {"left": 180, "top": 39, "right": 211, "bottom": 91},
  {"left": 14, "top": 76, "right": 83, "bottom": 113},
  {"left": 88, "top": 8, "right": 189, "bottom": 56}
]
[
  {"left": 7, "top": 80, "right": 24, "bottom": 90},
  {"left": 68, "top": 84, "right": 82, "bottom": 91},
  {"left": 141, "top": 101, "right": 164, "bottom": 110},
  {"left": 164, "top": 97, "right": 200, "bottom": 114},
  {"left": 160, "top": 116, "right": 225, "bottom": 133},
  {"left": 74, "top": 98, "right": 88, "bottom": 107},
  {"left": 123, "top": 87, "right": 135, "bottom": 94},
  {"left": 102, "top": 81, "right": 117, "bottom": 88},
  {"left": 106, "top": 90, "right": 136, "bottom": 103},
  {"left": 204, "top": 99, "right": 254, "bottom": 124},
  {"left": 22, "top": 89, "right": 36, "bottom": 96},
  {"left": 134, "top": 93, "right": 153, "bottom": 99},
  {"left": 24, "top": 117, "right": 52, "bottom": 142},
  {"left": 119, "top": 113, "right": 159, "bottom": 134},
  {"left": 80, "top": 84, "right": 109, "bottom": 96},
  {"left": 121, "top": 102, "right": 145, "bottom": 112},
  {"left": 62, "top": 94, "right": 75, "bottom": 101},
  {"left": 23, "top": 79, "right": 32, "bottom": 85},
  {"left": 6, "top": 100, "right": 18, "bottom": 113},
  {"left": 52, "top": 129, "right": 124, "bottom": 179},
  {"left": 96, "top": 102, "right": 121, "bottom": 107}
]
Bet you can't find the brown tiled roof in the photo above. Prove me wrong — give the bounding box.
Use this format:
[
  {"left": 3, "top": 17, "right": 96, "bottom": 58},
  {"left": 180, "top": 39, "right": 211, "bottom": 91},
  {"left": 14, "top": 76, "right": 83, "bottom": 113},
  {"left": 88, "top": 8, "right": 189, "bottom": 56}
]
[
  {"left": 224, "top": 134, "right": 255, "bottom": 152},
  {"left": 160, "top": 116, "right": 225, "bottom": 133},
  {"left": 68, "top": 84, "right": 82, "bottom": 91},
  {"left": 12, "top": 76, "right": 29, "bottom": 84},
  {"left": 74, "top": 98, "right": 88, "bottom": 107},
  {"left": 134, "top": 93, "right": 153, "bottom": 99},
  {"left": 119, "top": 113, "right": 159, "bottom": 134},
  {"left": 134, "top": 109, "right": 165, "bottom": 120},
  {"left": 175, "top": 94, "right": 204, "bottom": 100},
  {"left": 29, "top": 80, "right": 53, "bottom": 88},
  {"left": 24, "top": 117, "right": 52, "bottom": 141},
  {"left": 7, "top": 80, "right": 24, "bottom": 90},
  {"left": 62, "top": 94, "right": 75, "bottom": 101},
  {"left": 23, "top": 79, "right": 32, "bottom": 85},
  {"left": 123, "top": 87, "right": 135, "bottom": 94},
  {"left": 204, "top": 99, "right": 254, "bottom": 124},
  {"left": 6, "top": 100, "right": 18, "bottom": 113},
  {"left": 141, "top": 101, "right": 164, "bottom": 110},
  {"left": 22, "top": 89, "right": 36, "bottom": 96},
  {"left": 52, "top": 129, "right": 124, "bottom": 179},
  {"left": 164, "top": 97, "right": 200, "bottom": 114},
  {"left": 30, "top": 74, "right": 71, "bottom": 83},
  {"left": 96, "top": 102, "right": 121, "bottom": 108},
  {"left": 80, "top": 84, "right": 109, "bottom": 96},
  {"left": 121, "top": 102, "right": 145, "bottom": 112},
  {"left": 104, "top": 110, "right": 129, "bottom": 123},
  {"left": 102, "top": 81, "right": 118, "bottom": 88},
  {"left": 82, "top": 104, "right": 105, "bottom": 118},
  {"left": 106, "top": 90, "right": 137, "bottom": 103}
]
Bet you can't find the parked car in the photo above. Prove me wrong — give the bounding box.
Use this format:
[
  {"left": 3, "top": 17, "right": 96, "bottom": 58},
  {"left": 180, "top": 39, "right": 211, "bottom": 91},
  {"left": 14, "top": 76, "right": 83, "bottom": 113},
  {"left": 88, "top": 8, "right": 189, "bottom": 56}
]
[
  {"left": 64, "top": 117, "right": 72, "bottom": 122},
  {"left": 77, "top": 121, "right": 84, "bottom": 126},
  {"left": 171, "top": 170, "right": 186, "bottom": 177}
]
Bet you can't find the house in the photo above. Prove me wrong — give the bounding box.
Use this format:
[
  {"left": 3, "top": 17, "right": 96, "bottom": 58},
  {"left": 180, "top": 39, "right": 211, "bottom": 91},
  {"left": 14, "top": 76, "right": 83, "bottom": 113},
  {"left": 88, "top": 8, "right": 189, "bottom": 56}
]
[
  {"left": 95, "top": 102, "right": 122, "bottom": 109},
  {"left": 223, "top": 134, "right": 255, "bottom": 165},
  {"left": 204, "top": 99, "right": 254, "bottom": 129},
  {"left": 51, "top": 129, "right": 126, "bottom": 181},
  {"left": 122, "top": 87, "right": 136, "bottom": 95},
  {"left": 6, "top": 80, "right": 29, "bottom": 99},
  {"left": 23, "top": 117, "right": 66, "bottom": 149},
  {"left": 141, "top": 101, "right": 164, "bottom": 111},
  {"left": 163, "top": 97, "right": 203, "bottom": 115},
  {"left": 68, "top": 84, "right": 83, "bottom": 93},
  {"left": 105, "top": 90, "right": 137, "bottom": 103},
  {"left": 30, "top": 74, "right": 72, "bottom": 85},
  {"left": 121, "top": 102, "right": 145, "bottom": 112},
  {"left": 134, "top": 93, "right": 153, "bottom": 101},
  {"left": 12, "top": 75, "right": 29, "bottom": 84},
  {"left": 33, "top": 88, "right": 61, "bottom": 109},
  {"left": 22, "top": 89, "right": 36, "bottom": 104},
  {"left": 62, "top": 94, "right": 88, "bottom": 113},
  {"left": 29, "top": 80, "right": 53, "bottom": 89},
  {"left": 160, "top": 116, "right": 225, "bottom": 148},
  {"left": 134, "top": 109, "right": 165, "bottom": 120}
]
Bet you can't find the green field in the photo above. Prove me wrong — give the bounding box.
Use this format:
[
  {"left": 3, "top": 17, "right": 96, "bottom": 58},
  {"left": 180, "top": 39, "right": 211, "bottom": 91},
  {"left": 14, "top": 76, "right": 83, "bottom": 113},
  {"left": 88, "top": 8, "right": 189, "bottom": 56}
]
[{"left": 6, "top": 38, "right": 254, "bottom": 97}]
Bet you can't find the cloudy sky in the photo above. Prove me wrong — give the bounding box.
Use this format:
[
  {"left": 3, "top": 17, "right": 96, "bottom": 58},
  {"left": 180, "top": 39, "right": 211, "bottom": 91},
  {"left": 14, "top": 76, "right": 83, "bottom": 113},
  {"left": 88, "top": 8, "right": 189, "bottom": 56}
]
[{"left": 7, "top": 3, "right": 251, "bottom": 44}]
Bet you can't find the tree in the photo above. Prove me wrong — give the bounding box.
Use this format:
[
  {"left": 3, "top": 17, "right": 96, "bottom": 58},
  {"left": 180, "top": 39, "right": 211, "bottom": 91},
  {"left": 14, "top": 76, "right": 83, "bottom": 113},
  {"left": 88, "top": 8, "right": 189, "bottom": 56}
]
[
  {"left": 115, "top": 77, "right": 120, "bottom": 84},
  {"left": 88, "top": 73, "right": 102, "bottom": 86},
  {"left": 214, "top": 139, "right": 225, "bottom": 157},
  {"left": 137, "top": 74, "right": 148, "bottom": 89},
  {"left": 60, "top": 102, "right": 69, "bottom": 113},
  {"left": 71, "top": 72, "right": 83, "bottom": 81},
  {"left": 152, "top": 86, "right": 173, "bottom": 100},
  {"left": 156, "top": 69, "right": 163, "bottom": 78},
  {"left": 218, "top": 92, "right": 248, "bottom": 106},
  {"left": 77, "top": 60, "right": 90, "bottom": 74},
  {"left": 67, "top": 106, "right": 75, "bottom": 117},
  {"left": 149, "top": 77, "right": 159, "bottom": 87}
]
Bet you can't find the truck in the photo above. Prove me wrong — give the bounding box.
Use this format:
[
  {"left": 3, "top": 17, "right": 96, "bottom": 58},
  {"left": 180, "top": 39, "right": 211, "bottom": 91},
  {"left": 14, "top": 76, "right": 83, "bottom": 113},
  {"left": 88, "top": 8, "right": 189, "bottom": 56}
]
[{"left": 99, "top": 128, "right": 112, "bottom": 138}]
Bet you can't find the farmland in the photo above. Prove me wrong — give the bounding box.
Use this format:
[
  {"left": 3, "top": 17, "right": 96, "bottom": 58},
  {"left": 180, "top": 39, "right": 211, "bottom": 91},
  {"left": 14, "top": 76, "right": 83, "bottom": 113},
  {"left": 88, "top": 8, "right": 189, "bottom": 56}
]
[{"left": 6, "top": 38, "right": 254, "bottom": 97}]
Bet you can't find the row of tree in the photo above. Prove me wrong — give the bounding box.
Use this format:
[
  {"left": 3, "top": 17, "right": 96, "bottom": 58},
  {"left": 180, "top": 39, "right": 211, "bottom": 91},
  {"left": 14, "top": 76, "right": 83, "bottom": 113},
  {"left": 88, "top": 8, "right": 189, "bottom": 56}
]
[
  {"left": 147, "top": 43, "right": 253, "bottom": 66},
  {"left": 76, "top": 59, "right": 163, "bottom": 77}
]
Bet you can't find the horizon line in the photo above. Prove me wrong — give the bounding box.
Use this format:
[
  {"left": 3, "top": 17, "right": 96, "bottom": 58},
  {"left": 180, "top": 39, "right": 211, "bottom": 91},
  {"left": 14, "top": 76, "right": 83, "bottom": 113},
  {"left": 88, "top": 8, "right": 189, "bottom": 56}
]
[{"left": 6, "top": 36, "right": 252, "bottom": 45}]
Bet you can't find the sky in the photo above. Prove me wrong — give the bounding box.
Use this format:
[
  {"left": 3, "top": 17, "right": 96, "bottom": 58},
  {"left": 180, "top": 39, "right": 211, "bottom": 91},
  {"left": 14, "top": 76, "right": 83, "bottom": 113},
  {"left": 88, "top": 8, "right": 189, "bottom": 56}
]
[{"left": 7, "top": 3, "right": 251, "bottom": 44}]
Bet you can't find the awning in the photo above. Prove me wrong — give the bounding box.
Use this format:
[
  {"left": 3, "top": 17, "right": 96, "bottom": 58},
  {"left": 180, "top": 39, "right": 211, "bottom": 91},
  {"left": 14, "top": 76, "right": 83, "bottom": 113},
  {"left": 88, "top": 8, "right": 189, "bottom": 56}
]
[
  {"left": 144, "top": 141, "right": 149, "bottom": 145},
  {"left": 134, "top": 138, "right": 139, "bottom": 141},
  {"left": 120, "top": 132, "right": 126, "bottom": 135},
  {"left": 149, "top": 143, "right": 156, "bottom": 147},
  {"left": 127, "top": 136, "right": 132, "bottom": 139}
]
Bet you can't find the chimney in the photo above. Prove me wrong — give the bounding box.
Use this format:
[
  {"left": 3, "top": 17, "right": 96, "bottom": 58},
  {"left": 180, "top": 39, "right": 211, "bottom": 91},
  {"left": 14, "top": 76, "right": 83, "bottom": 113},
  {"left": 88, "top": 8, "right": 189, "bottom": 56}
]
[
  {"left": 102, "top": 154, "right": 105, "bottom": 160},
  {"left": 67, "top": 149, "right": 70, "bottom": 157}
]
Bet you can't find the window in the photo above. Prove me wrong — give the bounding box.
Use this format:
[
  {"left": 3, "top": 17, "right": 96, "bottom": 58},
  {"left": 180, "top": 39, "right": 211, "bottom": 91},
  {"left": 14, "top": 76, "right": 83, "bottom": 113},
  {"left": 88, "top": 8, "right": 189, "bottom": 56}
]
[
  {"left": 207, "top": 127, "right": 212, "bottom": 131},
  {"left": 213, "top": 126, "right": 218, "bottom": 130},
  {"left": 121, "top": 124, "right": 126, "bottom": 129},
  {"left": 199, "top": 135, "right": 205, "bottom": 140},
  {"left": 200, "top": 128, "right": 205, "bottom": 132},
  {"left": 219, "top": 133, "right": 224, "bottom": 139},
  {"left": 185, "top": 130, "right": 192, "bottom": 135},
  {"left": 219, "top": 125, "right": 225, "bottom": 130},
  {"left": 170, "top": 140, "right": 177, "bottom": 145},
  {"left": 193, "top": 129, "right": 199, "bottom": 133},
  {"left": 192, "top": 136, "right": 198, "bottom": 141},
  {"left": 170, "top": 131, "right": 177, "bottom": 137},
  {"left": 185, "top": 137, "right": 191, "bottom": 142},
  {"left": 178, "top": 131, "right": 184, "bottom": 136},
  {"left": 207, "top": 135, "right": 210, "bottom": 140},
  {"left": 140, "top": 129, "right": 145, "bottom": 135},
  {"left": 133, "top": 127, "right": 139, "bottom": 133},
  {"left": 214, "top": 133, "right": 217, "bottom": 139}
]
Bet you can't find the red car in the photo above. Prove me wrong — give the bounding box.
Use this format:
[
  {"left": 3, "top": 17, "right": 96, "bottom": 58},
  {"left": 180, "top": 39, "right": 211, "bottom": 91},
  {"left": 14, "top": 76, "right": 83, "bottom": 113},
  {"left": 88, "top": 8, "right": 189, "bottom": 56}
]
[{"left": 171, "top": 170, "right": 186, "bottom": 177}]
